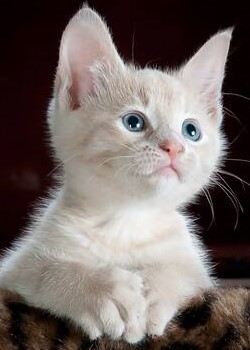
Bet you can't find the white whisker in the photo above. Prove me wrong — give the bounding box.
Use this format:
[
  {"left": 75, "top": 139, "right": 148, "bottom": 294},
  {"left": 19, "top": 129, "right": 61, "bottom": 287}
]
[
  {"left": 223, "top": 106, "right": 240, "bottom": 123},
  {"left": 218, "top": 169, "right": 250, "bottom": 188},
  {"left": 225, "top": 158, "right": 250, "bottom": 164},
  {"left": 228, "top": 125, "right": 247, "bottom": 147},
  {"left": 119, "top": 141, "right": 140, "bottom": 152},
  {"left": 97, "top": 155, "right": 136, "bottom": 168},
  {"left": 46, "top": 152, "right": 85, "bottom": 177},
  {"left": 212, "top": 178, "right": 240, "bottom": 229},
  {"left": 223, "top": 92, "right": 250, "bottom": 102},
  {"left": 113, "top": 162, "right": 137, "bottom": 180},
  {"left": 216, "top": 173, "right": 243, "bottom": 213},
  {"left": 202, "top": 188, "right": 215, "bottom": 229}
]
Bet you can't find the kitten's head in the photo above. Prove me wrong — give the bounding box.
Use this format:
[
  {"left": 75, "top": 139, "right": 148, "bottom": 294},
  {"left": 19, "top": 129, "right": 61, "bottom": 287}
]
[{"left": 48, "top": 6, "right": 231, "bottom": 208}]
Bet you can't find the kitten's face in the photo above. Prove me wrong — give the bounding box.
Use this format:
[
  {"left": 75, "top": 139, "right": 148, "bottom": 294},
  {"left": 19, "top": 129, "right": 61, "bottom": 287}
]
[{"left": 49, "top": 7, "right": 230, "bottom": 207}]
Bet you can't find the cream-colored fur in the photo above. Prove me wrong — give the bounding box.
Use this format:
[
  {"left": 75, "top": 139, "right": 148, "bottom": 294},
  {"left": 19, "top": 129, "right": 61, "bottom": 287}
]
[{"left": 0, "top": 6, "right": 232, "bottom": 343}]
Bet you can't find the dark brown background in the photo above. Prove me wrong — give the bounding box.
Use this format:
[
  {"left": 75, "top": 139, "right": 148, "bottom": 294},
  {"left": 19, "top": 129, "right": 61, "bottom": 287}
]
[{"left": 1, "top": 1, "right": 250, "bottom": 277}]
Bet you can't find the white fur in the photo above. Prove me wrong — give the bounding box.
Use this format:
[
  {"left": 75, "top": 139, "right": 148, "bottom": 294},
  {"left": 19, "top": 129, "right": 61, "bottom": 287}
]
[{"left": 0, "top": 6, "right": 232, "bottom": 343}]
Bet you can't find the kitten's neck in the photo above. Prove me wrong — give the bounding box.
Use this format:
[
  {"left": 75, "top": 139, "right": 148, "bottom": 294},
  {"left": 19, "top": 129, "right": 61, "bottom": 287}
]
[
  {"left": 57, "top": 183, "right": 182, "bottom": 251},
  {"left": 62, "top": 165, "right": 181, "bottom": 214},
  {"left": 62, "top": 179, "right": 178, "bottom": 217}
]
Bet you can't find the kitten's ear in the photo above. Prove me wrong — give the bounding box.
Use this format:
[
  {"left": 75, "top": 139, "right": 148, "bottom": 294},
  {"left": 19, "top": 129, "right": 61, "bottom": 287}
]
[
  {"left": 181, "top": 30, "right": 232, "bottom": 117},
  {"left": 55, "top": 6, "right": 124, "bottom": 110}
]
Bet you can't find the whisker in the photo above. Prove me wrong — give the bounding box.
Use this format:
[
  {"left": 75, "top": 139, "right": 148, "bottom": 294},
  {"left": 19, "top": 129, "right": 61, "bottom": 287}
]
[
  {"left": 212, "top": 178, "right": 240, "bottom": 229},
  {"left": 228, "top": 126, "right": 247, "bottom": 147},
  {"left": 118, "top": 141, "right": 139, "bottom": 152},
  {"left": 124, "top": 163, "right": 139, "bottom": 183},
  {"left": 222, "top": 106, "right": 247, "bottom": 146},
  {"left": 97, "top": 154, "right": 136, "bottom": 168},
  {"left": 223, "top": 92, "right": 250, "bottom": 102},
  {"left": 225, "top": 158, "right": 250, "bottom": 164},
  {"left": 113, "top": 162, "right": 137, "bottom": 180},
  {"left": 223, "top": 106, "right": 238, "bottom": 120},
  {"left": 223, "top": 106, "right": 244, "bottom": 128},
  {"left": 46, "top": 152, "right": 85, "bottom": 177},
  {"left": 202, "top": 188, "right": 215, "bottom": 229},
  {"left": 216, "top": 173, "right": 243, "bottom": 213},
  {"left": 46, "top": 162, "right": 64, "bottom": 177},
  {"left": 218, "top": 169, "right": 250, "bottom": 188},
  {"left": 131, "top": 27, "right": 135, "bottom": 63},
  {"left": 145, "top": 58, "right": 161, "bottom": 68}
]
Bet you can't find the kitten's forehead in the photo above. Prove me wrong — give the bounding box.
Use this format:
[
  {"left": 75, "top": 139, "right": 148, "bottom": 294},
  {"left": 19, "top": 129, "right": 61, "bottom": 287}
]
[
  {"left": 133, "top": 68, "right": 182, "bottom": 104},
  {"left": 98, "top": 66, "right": 187, "bottom": 128},
  {"left": 127, "top": 68, "right": 187, "bottom": 129}
]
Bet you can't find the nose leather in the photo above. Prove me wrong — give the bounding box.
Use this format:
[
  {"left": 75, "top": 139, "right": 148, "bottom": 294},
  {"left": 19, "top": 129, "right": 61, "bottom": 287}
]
[{"left": 159, "top": 141, "right": 184, "bottom": 159}]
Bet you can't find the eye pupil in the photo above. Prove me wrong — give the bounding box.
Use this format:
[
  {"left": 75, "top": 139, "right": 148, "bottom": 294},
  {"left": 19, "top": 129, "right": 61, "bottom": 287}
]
[
  {"left": 122, "top": 112, "right": 145, "bottom": 132},
  {"left": 187, "top": 124, "right": 196, "bottom": 136},
  {"left": 128, "top": 116, "right": 141, "bottom": 130}
]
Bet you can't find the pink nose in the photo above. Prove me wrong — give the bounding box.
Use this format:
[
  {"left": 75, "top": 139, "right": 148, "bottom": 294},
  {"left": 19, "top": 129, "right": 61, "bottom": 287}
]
[{"left": 159, "top": 141, "right": 184, "bottom": 159}]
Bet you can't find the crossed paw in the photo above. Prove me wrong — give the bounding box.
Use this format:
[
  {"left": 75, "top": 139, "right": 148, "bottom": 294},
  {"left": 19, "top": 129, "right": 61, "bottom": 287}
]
[{"left": 79, "top": 268, "right": 176, "bottom": 343}]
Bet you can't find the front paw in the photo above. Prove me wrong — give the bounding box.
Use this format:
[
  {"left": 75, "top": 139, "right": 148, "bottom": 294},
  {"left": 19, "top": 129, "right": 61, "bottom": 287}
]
[
  {"left": 111, "top": 268, "right": 146, "bottom": 343},
  {"left": 146, "top": 294, "right": 177, "bottom": 337},
  {"left": 80, "top": 268, "right": 146, "bottom": 343}
]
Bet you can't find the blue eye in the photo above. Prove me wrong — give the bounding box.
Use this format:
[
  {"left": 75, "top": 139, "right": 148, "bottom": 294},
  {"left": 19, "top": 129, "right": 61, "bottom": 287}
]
[
  {"left": 122, "top": 112, "right": 145, "bottom": 132},
  {"left": 182, "top": 119, "right": 201, "bottom": 141}
]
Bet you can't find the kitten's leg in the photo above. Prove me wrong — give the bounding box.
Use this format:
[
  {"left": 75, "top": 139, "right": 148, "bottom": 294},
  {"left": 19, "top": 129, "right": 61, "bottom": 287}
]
[
  {"left": 0, "top": 255, "right": 146, "bottom": 343},
  {"left": 144, "top": 262, "right": 212, "bottom": 336}
]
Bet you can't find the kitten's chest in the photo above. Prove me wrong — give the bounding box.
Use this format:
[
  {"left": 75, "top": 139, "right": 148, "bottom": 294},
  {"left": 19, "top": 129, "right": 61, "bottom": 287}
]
[{"left": 70, "top": 209, "right": 189, "bottom": 266}]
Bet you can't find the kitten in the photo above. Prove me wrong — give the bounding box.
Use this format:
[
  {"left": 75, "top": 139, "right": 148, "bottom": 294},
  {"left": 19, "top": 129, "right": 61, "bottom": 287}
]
[{"left": 0, "top": 6, "right": 231, "bottom": 343}]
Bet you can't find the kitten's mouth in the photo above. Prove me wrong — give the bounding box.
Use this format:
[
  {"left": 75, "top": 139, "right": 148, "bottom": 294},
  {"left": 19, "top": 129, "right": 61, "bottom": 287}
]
[
  {"left": 156, "top": 165, "right": 176, "bottom": 175},
  {"left": 154, "top": 164, "right": 179, "bottom": 179}
]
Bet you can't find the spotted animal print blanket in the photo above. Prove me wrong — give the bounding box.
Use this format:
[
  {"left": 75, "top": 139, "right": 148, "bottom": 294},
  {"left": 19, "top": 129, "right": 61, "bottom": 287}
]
[{"left": 0, "top": 287, "right": 249, "bottom": 350}]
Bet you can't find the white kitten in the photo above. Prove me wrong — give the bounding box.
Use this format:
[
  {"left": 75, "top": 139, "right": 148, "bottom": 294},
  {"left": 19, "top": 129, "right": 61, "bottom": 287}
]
[{"left": 0, "top": 6, "right": 231, "bottom": 343}]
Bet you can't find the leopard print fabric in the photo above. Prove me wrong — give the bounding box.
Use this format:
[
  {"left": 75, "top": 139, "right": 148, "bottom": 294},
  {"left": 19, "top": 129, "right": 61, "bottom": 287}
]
[{"left": 0, "top": 288, "right": 249, "bottom": 350}]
